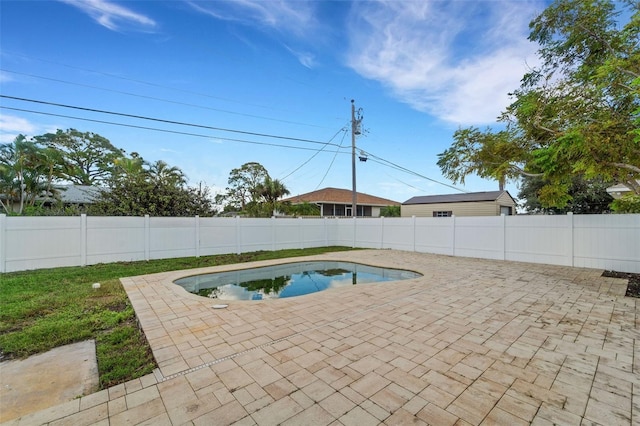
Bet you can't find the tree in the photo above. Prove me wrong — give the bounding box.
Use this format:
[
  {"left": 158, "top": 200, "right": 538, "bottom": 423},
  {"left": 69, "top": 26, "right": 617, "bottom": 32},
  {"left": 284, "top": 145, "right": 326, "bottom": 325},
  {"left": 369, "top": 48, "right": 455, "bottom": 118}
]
[
  {"left": 283, "top": 202, "right": 320, "bottom": 217},
  {"left": 0, "top": 135, "right": 60, "bottom": 214},
  {"left": 437, "top": 127, "right": 526, "bottom": 191},
  {"left": 611, "top": 194, "right": 640, "bottom": 213},
  {"left": 518, "top": 175, "right": 613, "bottom": 214},
  {"left": 148, "top": 160, "right": 187, "bottom": 187},
  {"left": 256, "top": 176, "right": 290, "bottom": 216},
  {"left": 36, "top": 129, "right": 124, "bottom": 185},
  {"left": 224, "top": 162, "right": 269, "bottom": 210},
  {"left": 380, "top": 205, "right": 401, "bottom": 217},
  {"left": 90, "top": 157, "right": 216, "bottom": 217},
  {"left": 437, "top": 0, "right": 639, "bottom": 209}
]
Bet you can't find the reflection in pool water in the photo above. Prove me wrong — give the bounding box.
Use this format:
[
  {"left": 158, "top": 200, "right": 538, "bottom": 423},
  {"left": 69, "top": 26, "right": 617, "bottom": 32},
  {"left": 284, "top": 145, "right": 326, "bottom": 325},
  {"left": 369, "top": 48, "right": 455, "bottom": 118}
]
[{"left": 174, "top": 261, "right": 421, "bottom": 301}]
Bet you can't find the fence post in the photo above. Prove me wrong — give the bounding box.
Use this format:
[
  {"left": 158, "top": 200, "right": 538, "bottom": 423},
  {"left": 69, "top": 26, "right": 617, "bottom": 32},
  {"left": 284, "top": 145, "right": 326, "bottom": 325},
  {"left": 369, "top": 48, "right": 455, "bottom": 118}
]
[
  {"left": 500, "top": 213, "right": 506, "bottom": 261},
  {"left": 0, "top": 214, "right": 6, "bottom": 273},
  {"left": 81, "top": 214, "right": 87, "bottom": 266},
  {"left": 324, "top": 217, "right": 328, "bottom": 247},
  {"left": 236, "top": 216, "right": 241, "bottom": 255},
  {"left": 412, "top": 216, "right": 416, "bottom": 252},
  {"left": 352, "top": 217, "right": 357, "bottom": 248},
  {"left": 271, "top": 216, "right": 276, "bottom": 252},
  {"left": 195, "top": 215, "right": 200, "bottom": 258},
  {"left": 567, "top": 212, "right": 574, "bottom": 267},
  {"left": 380, "top": 216, "right": 385, "bottom": 249},
  {"left": 144, "top": 215, "right": 150, "bottom": 261},
  {"left": 451, "top": 215, "right": 456, "bottom": 256}
]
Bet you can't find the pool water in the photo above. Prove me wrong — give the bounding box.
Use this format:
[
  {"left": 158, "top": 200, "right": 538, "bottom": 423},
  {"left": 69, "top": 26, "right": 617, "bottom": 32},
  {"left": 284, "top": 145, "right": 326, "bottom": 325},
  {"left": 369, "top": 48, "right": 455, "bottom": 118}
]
[{"left": 174, "top": 261, "right": 421, "bottom": 301}]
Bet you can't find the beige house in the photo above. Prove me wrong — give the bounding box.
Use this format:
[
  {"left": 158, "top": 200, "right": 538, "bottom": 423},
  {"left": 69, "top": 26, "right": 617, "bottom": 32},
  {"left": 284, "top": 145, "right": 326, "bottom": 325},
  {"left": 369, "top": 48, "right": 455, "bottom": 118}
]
[
  {"left": 282, "top": 187, "right": 399, "bottom": 217},
  {"left": 401, "top": 191, "right": 517, "bottom": 217}
]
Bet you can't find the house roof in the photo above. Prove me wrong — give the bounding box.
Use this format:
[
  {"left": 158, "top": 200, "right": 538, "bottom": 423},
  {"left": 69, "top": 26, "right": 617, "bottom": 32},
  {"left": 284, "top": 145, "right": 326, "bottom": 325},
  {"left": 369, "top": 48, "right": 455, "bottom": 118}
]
[
  {"left": 282, "top": 187, "right": 400, "bottom": 206},
  {"left": 57, "top": 185, "right": 103, "bottom": 203},
  {"left": 403, "top": 190, "right": 515, "bottom": 205},
  {"left": 606, "top": 180, "right": 638, "bottom": 193}
]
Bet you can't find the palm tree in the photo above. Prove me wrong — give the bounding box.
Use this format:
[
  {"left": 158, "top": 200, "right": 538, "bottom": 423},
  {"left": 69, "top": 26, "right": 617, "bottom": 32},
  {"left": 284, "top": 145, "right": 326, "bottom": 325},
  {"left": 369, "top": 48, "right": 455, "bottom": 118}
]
[
  {"left": 0, "top": 135, "right": 50, "bottom": 214},
  {"left": 257, "top": 176, "right": 290, "bottom": 216},
  {"left": 112, "top": 155, "right": 146, "bottom": 181},
  {"left": 148, "top": 160, "right": 186, "bottom": 187}
]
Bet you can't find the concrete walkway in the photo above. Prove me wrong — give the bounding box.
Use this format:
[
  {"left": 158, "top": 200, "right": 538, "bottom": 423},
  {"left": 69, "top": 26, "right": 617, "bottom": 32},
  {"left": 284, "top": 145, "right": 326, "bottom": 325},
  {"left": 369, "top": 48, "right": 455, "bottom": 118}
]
[{"left": 4, "top": 250, "right": 638, "bottom": 425}]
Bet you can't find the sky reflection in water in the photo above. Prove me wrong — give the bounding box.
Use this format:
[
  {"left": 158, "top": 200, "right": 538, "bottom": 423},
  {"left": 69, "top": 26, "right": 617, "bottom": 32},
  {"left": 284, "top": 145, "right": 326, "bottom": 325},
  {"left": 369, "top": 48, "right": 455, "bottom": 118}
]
[{"left": 174, "top": 261, "right": 421, "bottom": 301}]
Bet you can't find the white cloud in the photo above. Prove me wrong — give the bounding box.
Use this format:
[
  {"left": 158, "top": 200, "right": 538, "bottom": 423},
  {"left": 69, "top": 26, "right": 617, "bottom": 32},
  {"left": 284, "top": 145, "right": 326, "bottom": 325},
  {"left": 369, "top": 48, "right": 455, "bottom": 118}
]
[
  {"left": 0, "top": 115, "right": 38, "bottom": 142},
  {"left": 187, "top": 0, "right": 317, "bottom": 38},
  {"left": 187, "top": 0, "right": 322, "bottom": 67},
  {"left": 0, "top": 70, "right": 14, "bottom": 84},
  {"left": 59, "top": 0, "right": 157, "bottom": 32},
  {"left": 0, "top": 115, "right": 37, "bottom": 133},
  {"left": 285, "top": 45, "right": 316, "bottom": 69},
  {"left": 346, "top": 1, "right": 543, "bottom": 125}
]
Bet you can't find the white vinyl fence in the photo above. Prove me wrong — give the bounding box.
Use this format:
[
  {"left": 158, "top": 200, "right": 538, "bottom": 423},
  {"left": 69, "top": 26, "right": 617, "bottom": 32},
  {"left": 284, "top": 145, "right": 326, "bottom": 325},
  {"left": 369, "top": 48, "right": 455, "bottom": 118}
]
[{"left": 0, "top": 213, "right": 638, "bottom": 274}]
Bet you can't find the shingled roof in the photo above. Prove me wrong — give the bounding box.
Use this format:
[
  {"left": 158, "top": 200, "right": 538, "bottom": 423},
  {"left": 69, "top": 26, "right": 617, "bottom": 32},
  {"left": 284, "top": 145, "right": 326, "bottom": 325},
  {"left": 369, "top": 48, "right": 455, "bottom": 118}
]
[
  {"left": 403, "top": 191, "right": 514, "bottom": 205},
  {"left": 282, "top": 187, "right": 399, "bottom": 206}
]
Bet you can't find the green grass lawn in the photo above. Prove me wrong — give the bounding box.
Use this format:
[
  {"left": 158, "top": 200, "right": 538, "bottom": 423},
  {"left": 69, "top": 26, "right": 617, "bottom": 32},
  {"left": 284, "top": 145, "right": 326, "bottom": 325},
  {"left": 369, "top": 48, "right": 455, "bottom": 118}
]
[{"left": 0, "top": 246, "right": 354, "bottom": 389}]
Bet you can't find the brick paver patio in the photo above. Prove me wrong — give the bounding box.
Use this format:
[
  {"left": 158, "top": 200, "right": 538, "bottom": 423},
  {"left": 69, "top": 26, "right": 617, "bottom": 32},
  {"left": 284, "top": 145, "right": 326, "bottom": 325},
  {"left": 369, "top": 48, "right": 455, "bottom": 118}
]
[{"left": 6, "top": 250, "right": 638, "bottom": 425}]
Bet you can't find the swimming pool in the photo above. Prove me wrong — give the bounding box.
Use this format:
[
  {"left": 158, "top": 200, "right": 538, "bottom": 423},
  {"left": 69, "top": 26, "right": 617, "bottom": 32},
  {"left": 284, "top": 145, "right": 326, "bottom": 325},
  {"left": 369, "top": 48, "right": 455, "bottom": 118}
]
[{"left": 174, "top": 261, "right": 422, "bottom": 301}]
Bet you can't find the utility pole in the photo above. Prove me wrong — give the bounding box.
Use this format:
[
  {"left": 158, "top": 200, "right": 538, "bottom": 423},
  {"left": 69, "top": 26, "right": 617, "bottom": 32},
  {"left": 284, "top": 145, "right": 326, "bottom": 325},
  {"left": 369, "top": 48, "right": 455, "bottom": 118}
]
[{"left": 351, "top": 100, "right": 357, "bottom": 218}]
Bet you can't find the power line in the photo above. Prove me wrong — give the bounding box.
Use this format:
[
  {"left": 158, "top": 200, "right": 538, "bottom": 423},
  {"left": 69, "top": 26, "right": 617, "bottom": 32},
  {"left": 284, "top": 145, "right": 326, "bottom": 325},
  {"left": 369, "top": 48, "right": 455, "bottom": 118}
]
[
  {"left": 360, "top": 149, "right": 469, "bottom": 193},
  {"left": 0, "top": 106, "right": 351, "bottom": 153},
  {"left": 3, "top": 51, "right": 282, "bottom": 112},
  {"left": 1, "top": 68, "right": 329, "bottom": 129},
  {"left": 315, "top": 127, "right": 350, "bottom": 190},
  {"left": 0, "top": 95, "right": 344, "bottom": 148},
  {"left": 279, "top": 125, "right": 349, "bottom": 182},
  {"left": 381, "top": 170, "right": 433, "bottom": 194},
  {"left": 1, "top": 95, "right": 467, "bottom": 194}
]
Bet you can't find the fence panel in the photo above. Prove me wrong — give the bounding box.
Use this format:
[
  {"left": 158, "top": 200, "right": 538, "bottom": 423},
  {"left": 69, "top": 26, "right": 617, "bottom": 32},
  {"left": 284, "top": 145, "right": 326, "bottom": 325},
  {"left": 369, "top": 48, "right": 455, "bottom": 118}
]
[
  {"left": 355, "top": 218, "right": 383, "bottom": 249},
  {"left": 453, "top": 216, "right": 504, "bottom": 260},
  {"left": 272, "top": 218, "right": 302, "bottom": 250},
  {"left": 414, "top": 217, "right": 454, "bottom": 255},
  {"left": 298, "top": 218, "right": 328, "bottom": 249},
  {"left": 87, "top": 216, "right": 146, "bottom": 264},
  {"left": 238, "top": 218, "right": 273, "bottom": 253},
  {"left": 199, "top": 218, "right": 237, "bottom": 256},
  {"left": 4, "top": 216, "right": 82, "bottom": 271},
  {"left": 149, "top": 217, "right": 197, "bottom": 260},
  {"left": 574, "top": 214, "right": 640, "bottom": 272},
  {"left": 505, "top": 215, "right": 571, "bottom": 266},
  {"left": 379, "top": 217, "right": 414, "bottom": 251},
  {"left": 326, "top": 218, "right": 355, "bottom": 248},
  {"left": 1, "top": 214, "right": 638, "bottom": 274}
]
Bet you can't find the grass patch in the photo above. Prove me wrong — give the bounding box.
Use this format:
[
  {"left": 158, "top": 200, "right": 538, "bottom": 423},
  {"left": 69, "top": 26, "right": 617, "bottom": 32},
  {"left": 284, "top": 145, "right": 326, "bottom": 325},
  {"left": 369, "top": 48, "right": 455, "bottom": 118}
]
[{"left": 0, "top": 246, "right": 354, "bottom": 389}]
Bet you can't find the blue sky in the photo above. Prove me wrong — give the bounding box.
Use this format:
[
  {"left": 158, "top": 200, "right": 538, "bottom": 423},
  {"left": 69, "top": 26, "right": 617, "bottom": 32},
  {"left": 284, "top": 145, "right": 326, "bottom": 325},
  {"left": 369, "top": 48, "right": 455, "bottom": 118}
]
[{"left": 0, "top": 0, "right": 545, "bottom": 203}]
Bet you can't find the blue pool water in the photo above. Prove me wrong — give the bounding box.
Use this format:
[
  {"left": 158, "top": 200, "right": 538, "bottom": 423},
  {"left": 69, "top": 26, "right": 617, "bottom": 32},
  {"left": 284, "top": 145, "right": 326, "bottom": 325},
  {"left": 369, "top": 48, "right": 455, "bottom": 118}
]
[{"left": 174, "top": 261, "right": 421, "bottom": 301}]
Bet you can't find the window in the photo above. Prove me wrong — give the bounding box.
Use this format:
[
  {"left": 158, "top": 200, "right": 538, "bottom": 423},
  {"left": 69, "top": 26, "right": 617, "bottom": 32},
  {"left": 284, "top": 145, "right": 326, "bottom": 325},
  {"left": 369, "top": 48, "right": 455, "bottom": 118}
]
[
  {"left": 500, "top": 206, "right": 513, "bottom": 215},
  {"left": 433, "top": 211, "right": 452, "bottom": 217}
]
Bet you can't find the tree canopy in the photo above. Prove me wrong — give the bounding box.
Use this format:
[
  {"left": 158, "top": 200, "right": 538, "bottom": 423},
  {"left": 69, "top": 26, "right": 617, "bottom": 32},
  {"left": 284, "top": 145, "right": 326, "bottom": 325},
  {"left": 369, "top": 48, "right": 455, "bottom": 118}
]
[
  {"left": 225, "top": 162, "right": 269, "bottom": 210},
  {"left": 0, "top": 130, "right": 217, "bottom": 216},
  {"left": 90, "top": 157, "right": 216, "bottom": 217},
  {"left": 35, "top": 129, "right": 124, "bottom": 185},
  {"left": 518, "top": 175, "right": 613, "bottom": 214},
  {"left": 216, "top": 162, "right": 296, "bottom": 217},
  {"left": 437, "top": 0, "right": 639, "bottom": 210}
]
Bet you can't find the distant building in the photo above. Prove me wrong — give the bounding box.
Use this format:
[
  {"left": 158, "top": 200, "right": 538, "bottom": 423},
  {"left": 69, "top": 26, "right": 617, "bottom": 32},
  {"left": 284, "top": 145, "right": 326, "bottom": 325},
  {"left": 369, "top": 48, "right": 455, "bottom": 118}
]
[
  {"left": 606, "top": 180, "right": 639, "bottom": 199},
  {"left": 52, "top": 185, "right": 102, "bottom": 206},
  {"left": 2, "top": 185, "right": 102, "bottom": 213},
  {"left": 402, "top": 191, "right": 516, "bottom": 217},
  {"left": 282, "top": 187, "right": 400, "bottom": 217}
]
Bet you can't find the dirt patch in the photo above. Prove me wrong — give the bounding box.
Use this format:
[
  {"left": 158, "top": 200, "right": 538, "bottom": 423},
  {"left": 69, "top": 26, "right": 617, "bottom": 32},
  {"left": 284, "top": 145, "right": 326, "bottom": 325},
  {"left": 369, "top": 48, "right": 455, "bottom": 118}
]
[{"left": 602, "top": 270, "right": 640, "bottom": 298}]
